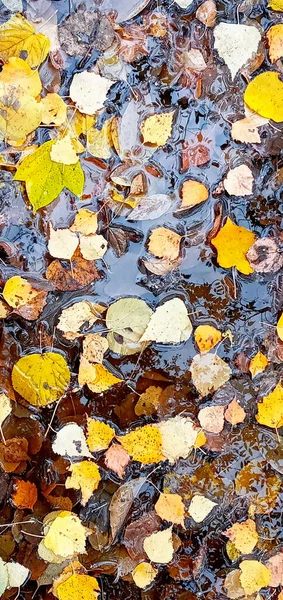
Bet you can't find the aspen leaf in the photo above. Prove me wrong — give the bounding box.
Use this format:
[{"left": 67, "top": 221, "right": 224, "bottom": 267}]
[
  {"left": 0, "top": 82, "right": 42, "bottom": 145},
  {"left": 65, "top": 461, "right": 101, "bottom": 505},
  {"left": 269, "top": 0, "right": 283, "bottom": 9},
  {"left": 188, "top": 495, "right": 217, "bottom": 522},
  {"left": 244, "top": 72, "right": 283, "bottom": 122},
  {"left": 190, "top": 353, "right": 231, "bottom": 397},
  {"left": 180, "top": 179, "right": 209, "bottom": 209},
  {"left": 12, "top": 479, "right": 38, "bottom": 510},
  {"left": 224, "top": 569, "right": 245, "bottom": 599},
  {"left": 224, "top": 520, "right": 258, "bottom": 554},
  {"left": 148, "top": 227, "right": 181, "bottom": 260},
  {"left": 1, "top": 560, "right": 30, "bottom": 590},
  {"left": 41, "top": 93, "right": 67, "bottom": 126},
  {"left": 86, "top": 418, "right": 115, "bottom": 452},
  {"left": 266, "top": 553, "right": 283, "bottom": 587},
  {"left": 70, "top": 71, "right": 113, "bottom": 115},
  {"left": 224, "top": 165, "right": 254, "bottom": 196},
  {"left": 50, "top": 135, "right": 79, "bottom": 165},
  {"left": 196, "top": 0, "right": 216, "bottom": 26},
  {"left": 267, "top": 24, "right": 283, "bottom": 63},
  {"left": 56, "top": 573, "right": 100, "bottom": 600},
  {"left": 198, "top": 405, "right": 225, "bottom": 433},
  {"left": 249, "top": 352, "right": 268, "bottom": 378},
  {"left": 43, "top": 511, "right": 90, "bottom": 558},
  {"left": 256, "top": 382, "right": 283, "bottom": 428},
  {"left": 143, "top": 527, "right": 174, "bottom": 563},
  {"left": 135, "top": 386, "right": 163, "bottom": 416},
  {"left": 0, "top": 393, "right": 12, "bottom": 427},
  {"left": 70, "top": 209, "right": 98, "bottom": 235},
  {"left": 12, "top": 352, "right": 70, "bottom": 407},
  {"left": 87, "top": 118, "right": 112, "bottom": 159},
  {"left": 82, "top": 334, "right": 108, "bottom": 364},
  {"left": 239, "top": 561, "right": 271, "bottom": 595},
  {"left": 104, "top": 443, "right": 130, "bottom": 478},
  {"left": 57, "top": 301, "right": 105, "bottom": 341},
  {"left": 106, "top": 297, "right": 153, "bottom": 356},
  {"left": 117, "top": 425, "right": 163, "bottom": 464},
  {"left": 48, "top": 224, "right": 79, "bottom": 260},
  {"left": 141, "top": 111, "right": 174, "bottom": 146},
  {"left": 0, "top": 14, "right": 50, "bottom": 67},
  {"left": 78, "top": 359, "right": 123, "bottom": 393},
  {"left": 52, "top": 423, "right": 91, "bottom": 459},
  {"left": 0, "top": 57, "right": 41, "bottom": 97},
  {"left": 79, "top": 234, "right": 108, "bottom": 260},
  {"left": 140, "top": 298, "right": 192, "bottom": 344},
  {"left": 231, "top": 117, "right": 261, "bottom": 144},
  {"left": 14, "top": 140, "right": 84, "bottom": 212},
  {"left": 155, "top": 493, "right": 185, "bottom": 526},
  {"left": 213, "top": 23, "right": 261, "bottom": 80},
  {"left": 157, "top": 416, "right": 199, "bottom": 463},
  {"left": 3, "top": 276, "right": 37, "bottom": 308},
  {"left": 225, "top": 398, "right": 246, "bottom": 425},
  {"left": 132, "top": 562, "right": 158, "bottom": 589},
  {"left": 194, "top": 324, "right": 222, "bottom": 353},
  {"left": 211, "top": 217, "right": 256, "bottom": 275},
  {"left": 277, "top": 314, "right": 283, "bottom": 340}
]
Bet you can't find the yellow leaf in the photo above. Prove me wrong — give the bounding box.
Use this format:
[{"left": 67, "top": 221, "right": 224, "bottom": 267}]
[
  {"left": 79, "top": 234, "right": 108, "bottom": 260},
  {"left": 14, "top": 140, "right": 84, "bottom": 211},
  {"left": 57, "top": 301, "right": 105, "bottom": 341},
  {"left": 12, "top": 352, "right": 70, "bottom": 406},
  {"left": 86, "top": 418, "right": 115, "bottom": 452},
  {"left": 0, "top": 14, "right": 50, "bottom": 67},
  {"left": 56, "top": 573, "right": 100, "bottom": 600},
  {"left": 239, "top": 560, "right": 271, "bottom": 595},
  {"left": 87, "top": 118, "right": 112, "bottom": 159},
  {"left": 194, "top": 430, "right": 207, "bottom": 448},
  {"left": 43, "top": 511, "right": 90, "bottom": 558},
  {"left": 148, "top": 227, "right": 181, "bottom": 260},
  {"left": 140, "top": 298, "right": 192, "bottom": 344},
  {"left": 70, "top": 209, "right": 98, "bottom": 235},
  {"left": 194, "top": 324, "right": 222, "bottom": 353},
  {"left": 132, "top": 562, "right": 158, "bottom": 589},
  {"left": 117, "top": 424, "right": 163, "bottom": 464},
  {"left": 40, "top": 93, "right": 67, "bottom": 126},
  {"left": 65, "top": 461, "right": 101, "bottom": 506},
  {"left": 143, "top": 527, "right": 174, "bottom": 563},
  {"left": 0, "top": 57, "right": 41, "bottom": 97},
  {"left": 188, "top": 494, "right": 217, "bottom": 523},
  {"left": 267, "top": 24, "right": 283, "bottom": 63},
  {"left": 3, "top": 275, "right": 38, "bottom": 308},
  {"left": 157, "top": 416, "right": 199, "bottom": 463},
  {"left": 277, "top": 313, "right": 283, "bottom": 340},
  {"left": 180, "top": 179, "right": 209, "bottom": 209},
  {"left": 244, "top": 72, "right": 283, "bottom": 122},
  {"left": 211, "top": 217, "right": 256, "bottom": 275},
  {"left": 134, "top": 385, "right": 163, "bottom": 416},
  {"left": 110, "top": 189, "right": 136, "bottom": 209},
  {"left": 155, "top": 493, "right": 185, "bottom": 526},
  {"left": 226, "top": 541, "right": 241, "bottom": 562},
  {"left": 256, "top": 382, "right": 283, "bottom": 428},
  {"left": 50, "top": 135, "right": 79, "bottom": 165},
  {"left": 141, "top": 111, "right": 175, "bottom": 146},
  {"left": 268, "top": 0, "right": 283, "bottom": 10},
  {"left": 78, "top": 359, "right": 123, "bottom": 393},
  {"left": 224, "top": 519, "right": 258, "bottom": 554},
  {"left": 249, "top": 352, "right": 268, "bottom": 378},
  {"left": 0, "top": 82, "right": 42, "bottom": 145}
]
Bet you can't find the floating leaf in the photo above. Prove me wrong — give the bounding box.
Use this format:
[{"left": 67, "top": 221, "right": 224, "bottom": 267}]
[
  {"left": 244, "top": 72, "right": 283, "bottom": 122},
  {"left": 82, "top": 334, "right": 108, "bottom": 364},
  {"left": 143, "top": 527, "right": 174, "bottom": 564},
  {"left": 190, "top": 353, "right": 232, "bottom": 397},
  {"left": 231, "top": 117, "right": 261, "bottom": 144},
  {"left": 224, "top": 398, "right": 246, "bottom": 425},
  {"left": 128, "top": 194, "right": 173, "bottom": 221},
  {"left": 106, "top": 297, "right": 153, "bottom": 356},
  {"left": 109, "top": 477, "right": 146, "bottom": 539},
  {"left": 57, "top": 301, "right": 105, "bottom": 341},
  {"left": 256, "top": 382, "right": 283, "bottom": 428},
  {"left": 42, "top": 511, "right": 90, "bottom": 558},
  {"left": 86, "top": 418, "right": 115, "bottom": 452},
  {"left": 0, "top": 82, "right": 42, "bottom": 145},
  {"left": 141, "top": 111, "right": 174, "bottom": 146},
  {"left": 239, "top": 561, "right": 270, "bottom": 595},
  {"left": 48, "top": 224, "right": 79, "bottom": 260},
  {"left": 104, "top": 443, "right": 130, "bottom": 478},
  {"left": 0, "top": 57, "right": 41, "bottom": 97},
  {"left": 249, "top": 352, "right": 268, "bottom": 378},
  {"left": 78, "top": 359, "right": 123, "bottom": 393},
  {"left": 224, "top": 165, "right": 254, "bottom": 197},
  {"left": 70, "top": 209, "right": 98, "bottom": 235},
  {"left": 79, "top": 234, "right": 108, "bottom": 260},
  {"left": 65, "top": 461, "right": 101, "bottom": 505},
  {"left": 3, "top": 276, "right": 38, "bottom": 309},
  {"left": 211, "top": 217, "right": 256, "bottom": 275},
  {"left": 132, "top": 562, "right": 158, "bottom": 589},
  {"left": 224, "top": 520, "right": 258, "bottom": 554},
  {"left": 52, "top": 423, "right": 91, "bottom": 459},
  {"left": 50, "top": 135, "right": 79, "bottom": 165},
  {"left": 0, "top": 14, "right": 50, "bottom": 67},
  {"left": 213, "top": 23, "right": 261, "bottom": 79},
  {"left": 12, "top": 479, "right": 38, "bottom": 510},
  {"left": 148, "top": 227, "right": 181, "bottom": 260},
  {"left": 12, "top": 352, "right": 70, "bottom": 407},
  {"left": 157, "top": 416, "right": 199, "bottom": 463},
  {"left": 188, "top": 495, "right": 217, "bottom": 523},
  {"left": 194, "top": 324, "right": 222, "bottom": 353},
  {"left": 155, "top": 493, "right": 185, "bottom": 526},
  {"left": 140, "top": 298, "right": 192, "bottom": 344},
  {"left": 135, "top": 386, "right": 163, "bottom": 416},
  {"left": 46, "top": 257, "right": 99, "bottom": 291},
  {"left": 198, "top": 405, "right": 225, "bottom": 433},
  {"left": 70, "top": 71, "right": 113, "bottom": 115},
  {"left": 180, "top": 179, "right": 209, "bottom": 210},
  {"left": 117, "top": 425, "right": 163, "bottom": 464},
  {"left": 41, "top": 93, "right": 67, "bottom": 126},
  {"left": 247, "top": 238, "right": 283, "bottom": 273}
]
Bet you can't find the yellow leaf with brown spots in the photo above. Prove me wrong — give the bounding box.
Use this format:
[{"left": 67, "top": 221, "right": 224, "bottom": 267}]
[{"left": 117, "top": 424, "right": 163, "bottom": 464}]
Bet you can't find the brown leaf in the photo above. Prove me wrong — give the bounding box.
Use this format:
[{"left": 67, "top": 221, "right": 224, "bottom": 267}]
[
  {"left": 266, "top": 552, "right": 283, "bottom": 587},
  {"left": 205, "top": 201, "right": 223, "bottom": 244},
  {"left": 109, "top": 477, "right": 146, "bottom": 540},
  {"left": 196, "top": 0, "right": 217, "bottom": 26},
  {"left": 58, "top": 5, "right": 115, "bottom": 57},
  {"left": 0, "top": 438, "right": 29, "bottom": 472},
  {"left": 181, "top": 142, "right": 210, "bottom": 171},
  {"left": 104, "top": 227, "right": 129, "bottom": 258},
  {"left": 12, "top": 479, "right": 38, "bottom": 509},
  {"left": 16, "top": 542, "right": 46, "bottom": 580},
  {"left": 15, "top": 290, "right": 48, "bottom": 321},
  {"left": 247, "top": 238, "right": 283, "bottom": 273},
  {"left": 46, "top": 256, "right": 101, "bottom": 291},
  {"left": 225, "top": 398, "right": 246, "bottom": 425},
  {"left": 124, "top": 511, "right": 162, "bottom": 561},
  {"left": 104, "top": 443, "right": 130, "bottom": 478}
]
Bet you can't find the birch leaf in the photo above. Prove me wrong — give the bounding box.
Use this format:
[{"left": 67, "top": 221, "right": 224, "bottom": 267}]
[
  {"left": 141, "top": 111, "right": 174, "bottom": 146},
  {"left": 211, "top": 218, "right": 256, "bottom": 275},
  {"left": 0, "top": 14, "right": 50, "bottom": 67},
  {"left": 52, "top": 423, "right": 91, "bottom": 458},
  {"left": 70, "top": 72, "right": 113, "bottom": 115},
  {"left": 143, "top": 527, "right": 174, "bottom": 564},
  {"left": 239, "top": 561, "right": 271, "bottom": 595},
  {"left": 190, "top": 353, "right": 231, "bottom": 397},
  {"left": 12, "top": 352, "right": 70, "bottom": 406},
  {"left": 65, "top": 461, "right": 101, "bottom": 505},
  {"left": 140, "top": 298, "right": 192, "bottom": 344},
  {"left": 86, "top": 418, "right": 115, "bottom": 452},
  {"left": 244, "top": 72, "right": 283, "bottom": 122},
  {"left": 214, "top": 23, "right": 261, "bottom": 79}
]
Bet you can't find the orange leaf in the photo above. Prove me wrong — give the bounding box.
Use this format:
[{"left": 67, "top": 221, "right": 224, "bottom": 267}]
[
  {"left": 224, "top": 398, "right": 246, "bottom": 425},
  {"left": 12, "top": 479, "right": 38, "bottom": 509}
]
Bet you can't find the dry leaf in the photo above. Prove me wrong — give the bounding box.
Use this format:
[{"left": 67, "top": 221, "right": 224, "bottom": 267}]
[
  {"left": 224, "top": 398, "right": 246, "bottom": 425},
  {"left": 198, "top": 405, "right": 225, "bottom": 433},
  {"left": 86, "top": 418, "right": 115, "bottom": 452},
  {"left": 132, "top": 562, "right": 158, "bottom": 589},
  {"left": 266, "top": 553, "right": 283, "bottom": 587},
  {"left": 48, "top": 224, "right": 79, "bottom": 260},
  {"left": 106, "top": 297, "right": 153, "bottom": 356},
  {"left": 12, "top": 352, "right": 70, "bottom": 407},
  {"left": 144, "top": 257, "right": 182, "bottom": 275},
  {"left": 128, "top": 194, "right": 173, "bottom": 221},
  {"left": 211, "top": 217, "right": 256, "bottom": 275},
  {"left": 188, "top": 495, "right": 217, "bottom": 522},
  {"left": 213, "top": 23, "right": 261, "bottom": 79},
  {"left": 155, "top": 493, "right": 185, "bottom": 526},
  {"left": 78, "top": 359, "right": 123, "bottom": 393},
  {"left": 224, "top": 165, "right": 254, "bottom": 196},
  {"left": 194, "top": 325, "right": 222, "bottom": 353},
  {"left": 52, "top": 423, "right": 91, "bottom": 459},
  {"left": 65, "top": 461, "right": 101, "bottom": 505},
  {"left": 141, "top": 111, "right": 174, "bottom": 146},
  {"left": 82, "top": 334, "right": 108, "bottom": 364},
  {"left": 224, "top": 520, "right": 258, "bottom": 554},
  {"left": 224, "top": 569, "right": 245, "bottom": 599},
  {"left": 180, "top": 179, "right": 209, "bottom": 210},
  {"left": 148, "top": 227, "right": 181, "bottom": 260},
  {"left": 104, "top": 443, "right": 130, "bottom": 478},
  {"left": 12, "top": 479, "right": 37, "bottom": 510},
  {"left": 0, "top": 393, "right": 12, "bottom": 427},
  {"left": 249, "top": 352, "right": 268, "bottom": 378},
  {"left": 46, "top": 256, "right": 100, "bottom": 291},
  {"left": 57, "top": 301, "right": 105, "bottom": 341},
  {"left": 239, "top": 561, "right": 271, "bottom": 595},
  {"left": 157, "top": 416, "right": 199, "bottom": 463},
  {"left": 231, "top": 118, "right": 261, "bottom": 144},
  {"left": 79, "top": 234, "right": 108, "bottom": 260},
  {"left": 143, "top": 527, "right": 174, "bottom": 564},
  {"left": 135, "top": 386, "right": 163, "bottom": 416},
  {"left": 109, "top": 477, "right": 146, "bottom": 539},
  {"left": 190, "top": 353, "right": 232, "bottom": 397},
  {"left": 0, "top": 14, "right": 50, "bottom": 67},
  {"left": 117, "top": 425, "right": 163, "bottom": 464},
  {"left": 140, "top": 298, "right": 192, "bottom": 344},
  {"left": 256, "top": 382, "right": 283, "bottom": 428},
  {"left": 70, "top": 71, "right": 113, "bottom": 115},
  {"left": 41, "top": 93, "right": 67, "bottom": 126},
  {"left": 196, "top": 0, "right": 216, "bottom": 26},
  {"left": 247, "top": 238, "right": 283, "bottom": 273}
]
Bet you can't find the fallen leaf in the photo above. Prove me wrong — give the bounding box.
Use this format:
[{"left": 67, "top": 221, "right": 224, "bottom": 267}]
[
  {"left": 15, "top": 140, "right": 84, "bottom": 211},
  {"left": 0, "top": 437, "right": 29, "bottom": 472},
  {"left": 247, "top": 238, "right": 283, "bottom": 273},
  {"left": 65, "top": 461, "right": 101, "bottom": 505},
  {"left": 179, "top": 179, "right": 209, "bottom": 210},
  {"left": 156, "top": 416, "right": 199, "bottom": 463},
  {"left": 86, "top": 418, "right": 115, "bottom": 452},
  {"left": 132, "top": 562, "right": 158, "bottom": 589},
  {"left": 224, "top": 398, "right": 246, "bottom": 425},
  {"left": 277, "top": 314, "right": 283, "bottom": 340},
  {"left": 87, "top": 118, "right": 112, "bottom": 159},
  {"left": 198, "top": 405, "right": 225, "bottom": 433},
  {"left": 117, "top": 425, "right": 163, "bottom": 464},
  {"left": 224, "top": 520, "right": 258, "bottom": 554},
  {"left": 235, "top": 460, "right": 281, "bottom": 514},
  {"left": 70, "top": 209, "right": 98, "bottom": 235},
  {"left": 41, "top": 93, "right": 67, "bottom": 126},
  {"left": 211, "top": 217, "right": 256, "bottom": 275},
  {"left": 0, "top": 14, "right": 50, "bottom": 67},
  {"left": 12, "top": 352, "right": 70, "bottom": 406},
  {"left": 42, "top": 511, "right": 90, "bottom": 559},
  {"left": 78, "top": 359, "right": 123, "bottom": 393},
  {"left": 82, "top": 334, "right": 108, "bottom": 364},
  {"left": 239, "top": 560, "right": 271, "bottom": 595},
  {"left": 155, "top": 493, "right": 185, "bottom": 526},
  {"left": 190, "top": 353, "right": 232, "bottom": 397},
  {"left": 52, "top": 423, "right": 91, "bottom": 459},
  {"left": 55, "top": 572, "right": 100, "bottom": 600},
  {"left": 104, "top": 227, "right": 129, "bottom": 258},
  {"left": 249, "top": 352, "right": 268, "bottom": 378},
  {"left": 70, "top": 71, "right": 113, "bottom": 115},
  {"left": 50, "top": 135, "right": 79, "bottom": 165},
  {"left": 224, "top": 165, "right": 254, "bottom": 196},
  {"left": 144, "top": 256, "right": 182, "bottom": 275},
  {"left": 256, "top": 382, "right": 283, "bottom": 428},
  {"left": 194, "top": 324, "right": 222, "bottom": 353},
  {"left": 46, "top": 256, "right": 100, "bottom": 291},
  {"left": 231, "top": 118, "right": 261, "bottom": 144},
  {"left": 0, "top": 558, "right": 29, "bottom": 592},
  {"left": 106, "top": 297, "right": 153, "bottom": 355},
  {"left": 128, "top": 194, "right": 173, "bottom": 221},
  {"left": 266, "top": 553, "right": 283, "bottom": 587},
  {"left": 267, "top": 24, "right": 283, "bottom": 62},
  {"left": 269, "top": 0, "right": 283, "bottom": 9},
  {"left": 214, "top": 23, "right": 261, "bottom": 79},
  {"left": 174, "top": 0, "right": 193, "bottom": 6},
  {"left": 0, "top": 393, "right": 12, "bottom": 428},
  {"left": 135, "top": 386, "right": 163, "bottom": 416},
  {"left": 148, "top": 227, "right": 181, "bottom": 260},
  {"left": 141, "top": 111, "right": 175, "bottom": 146},
  {"left": 57, "top": 301, "right": 105, "bottom": 341},
  {"left": 12, "top": 479, "right": 37, "bottom": 510},
  {"left": 3, "top": 275, "right": 37, "bottom": 308},
  {"left": 188, "top": 495, "right": 217, "bottom": 522},
  {"left": 196, "top": 0, "right": 216, "bottom": 26},
  {"left": 0, "top": 82, "right": 42, "bottom": 145},
  {"left": 104, "top": 443, "right": 130, "bottom": 478},
  {"left": 224, "top": 569, "right": 245, "bottom": 599},
  {"left": 48, "top": 224, "right": 79, "bottom": 260},
  {"left": 109, "top": 477, "right": 146, "bottom": 539},
  {"left": 140, "top": 298, "right": 192, "bottom": 344},
  {"left": 244, "top": 72, "right": 283, "bottom": 122},
  {"left": 143, "top": 527, "right": 174, "bottom": 564},
  {"left": 79, "top": 234, "right": 108, "bottom": 260},
  {"left": 0, "top": 57, "right": 41, "bottom": 97}
]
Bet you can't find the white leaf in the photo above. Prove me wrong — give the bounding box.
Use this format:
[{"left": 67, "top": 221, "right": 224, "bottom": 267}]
[
  {"left": 2, "top": 0, "right": 22, "bottom": 11},
  {"left": 48, "top": 224, "right": 79, "bottom": 260},
  {"left": 157, "top": 416, "right": 199, "bottom": 463},
  {"left": 190, "top": 353, "right": 232, "bottom": 397},
  {"left": 79, "top": 234, "right": 108, "bottom": 260},
  {"left": 189, "top": 495, "right": 217, "bottom": 523},
  {"left": 128, "top": 194, "right": 174, "bottom": 221},
  {"left": 174, "top": 0, "right": 194, "bottom": 7},
  {"left": 0, "top": 559, "right": 8, "bottom": 596},
  {"left": 0, "top": 393, "right": 12, "bottom": 427},
  {"left": 214, "top": 23, "right": 261, "bottom": 80},
  {"left": 198, "top": 405, "right": 225, "bottom": 433},
  {"left": 52, "top": 423, "right": 91, "bottom": 458},
  {"left": 70, "top": 72, "right": 114, "bottom": 115},
  {"left": 140, "top": 298, "right": 192, "bottom": 344},
  {"left": 6, "top": 562, "right": 30, "bottom": 588},
  {"left": 143, "top": 527, "right": 174, "bottom": 563},
  {"left": 224, "top": 164, "right": 254, "bottom": 196}
]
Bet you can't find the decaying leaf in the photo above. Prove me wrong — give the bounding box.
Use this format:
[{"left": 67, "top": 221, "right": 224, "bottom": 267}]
[
  {"left": 79, "top": 234, "right": 108, "bottom": 260},
  {"left": 0, "top": 558, "right": 29, "bottom": 593},
  {"left": 128, "top": 194, "right": 173, "bottom": 221},
  {"left": 140, "top": 298, "right": 192, "bottom": 344},
  {"left": 213, "top": 23, "right": 261, "bottom": 79},
  {"left": 0, "top": 393, "right": 12, "bottom": 427},
  {"left": 65, "top": 461, "right": 101, "bottom": 505},
  {"left": 82, "top": 334, "right": 108, "bottom": 364},
  {"left": 249, "top": 352, "right": 268, "bottom": 378},
  {"left": 12, "top": 352, "right": 70, "bottom": 406},
  {"left": 244, "top": 72, "right": 283, "bottom": 122},
  {"left": 86, "top": 418, "right": 115, "bottom": 452},
  {"left": 156, "top": 416, "right": 199, "bottom": 463},
  {"left": 109, "top": 477, "right": 146, "bottom": 539},
  {"left": 224, "top": 520, "right": 258, "bottom": 554},
  {"left": 224, "top": 165, "right": 254, "bottom": 197},
  {"left": 231, "top": 117, "right": 261, "bottom": 144},
  {"left": 198, "top": 405, "right": 225, "bottom": 433},
  {"left": 194, "top": 324, "right": 222, "bottom": 353},
  {"left": 70, "top": 209, "right": 98, "bottom": 235},
  {"left": 256, "top": 382, "right": 283, "bottom": 428},
  {"left": 141, "top": 111, "right": 175, "bottom": 146},
  {"left": 117, "top": 425, "right": 163, "bottom": 464},
  {"left": 78, "top": 359, "right": 123, "bottom": 393},
  {"left": 135, "top": 386, "right": 163, "bottom": 416},
  {"left": 266, "top": 553, "right": 283, "bottom": 587},
  {"left": 196, "top": 0, "right": 216, "bottom": 26},
  {"left": 40, "top": 511, "right": 90, "bottom": 560},
  {"left": 48, "top": 224, "right": 79, "bottom": 260},
  {"left": 224, "top": 398, "right": 246, "bottom": 425},
  {"left": 143, "top": 527, "right": 174, "bottom": 564},
  {"left": 190, "top": 353, "right": 232, "bottom": 397},
  {"left": 106, "top": 297, "right": 153, "bottom": 355},
  {"left": 41, "top": 93, "right": 67, "bottom": 126},
  {"left": 104, "top": 443, "right": 130, "bottom": 478},
  {"left": 188, "top": 494, "right": 217, "bottom": 522},
  {"left": 211, "top": 217, "right": 256, "bottom": 275},
  {"left": 235, "top": 460, "right": 281, "bottom": 514},
  {"left": 239, "top": 560, "right": 270, "bottom": 595},
  {"left": 132, "top": 562, "right": 158, "bottom": 589},
  {"left": 57, "top": 301, "right": 105, "bottom": 341},
  {"left": 148, "top": 227, "right": 181, "bottom": 260},
  {"left": 54, "top": 572, "right": 100, "bottom": 600},
  {"left": 144, "top": 257, "right": 182, "bottom": 275},
  {"left": 46, "top": 256, "right": 100, "bottom": 291},
  {"left": 52, "top": 423, "right": 91, "bottom": 459},
  {"left": 12, "top": 479, "right": 37, "bottom": 510},
  {"left": 0, "top": 82, "right": 42, "bottom": 145},
  {"left": 58, "top": 5, "right": 114, "bottom": 57},
  {"left": 0, "top": 14, "right": 50, "bottom": 67},
  {"left": 247, "top": 238, "right": 283, "bottom": 273},
  {"left": 155, "top": 493, "right": 185, "bottom": 526}
]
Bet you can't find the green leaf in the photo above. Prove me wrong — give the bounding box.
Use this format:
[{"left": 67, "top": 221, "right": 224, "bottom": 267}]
[{"left": 14, "top": 140, "right": 84, "bottom": 211}]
